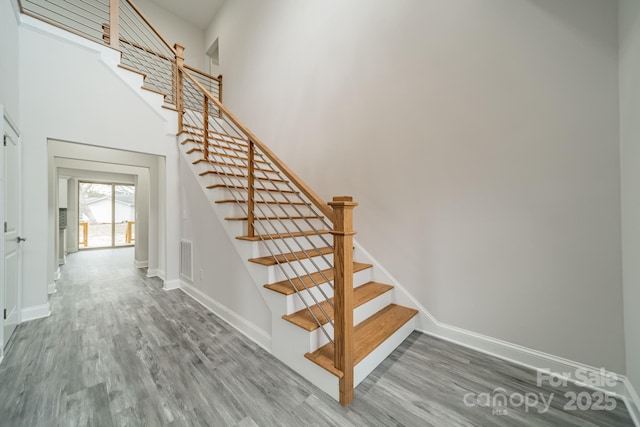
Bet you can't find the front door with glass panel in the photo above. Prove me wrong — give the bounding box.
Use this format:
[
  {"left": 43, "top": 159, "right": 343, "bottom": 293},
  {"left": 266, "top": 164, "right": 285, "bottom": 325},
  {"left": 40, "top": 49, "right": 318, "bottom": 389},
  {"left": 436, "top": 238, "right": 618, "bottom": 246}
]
[{"left": 78, "top": 182, "right": 135, "bottom": 249}]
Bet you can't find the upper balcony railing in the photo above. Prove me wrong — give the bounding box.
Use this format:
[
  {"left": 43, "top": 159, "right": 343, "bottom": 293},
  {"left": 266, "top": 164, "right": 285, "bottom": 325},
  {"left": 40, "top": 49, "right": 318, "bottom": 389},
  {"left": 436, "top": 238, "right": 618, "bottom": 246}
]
[{"left": 18, "top": 0, "right": 221, "bottom": 107}]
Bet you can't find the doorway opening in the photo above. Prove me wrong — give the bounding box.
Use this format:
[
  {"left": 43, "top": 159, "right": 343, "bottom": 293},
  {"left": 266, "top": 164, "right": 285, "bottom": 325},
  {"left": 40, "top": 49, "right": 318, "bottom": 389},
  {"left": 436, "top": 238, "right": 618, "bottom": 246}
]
[{"left": 78, "top": 182, "right": 135, "bottom": 249}]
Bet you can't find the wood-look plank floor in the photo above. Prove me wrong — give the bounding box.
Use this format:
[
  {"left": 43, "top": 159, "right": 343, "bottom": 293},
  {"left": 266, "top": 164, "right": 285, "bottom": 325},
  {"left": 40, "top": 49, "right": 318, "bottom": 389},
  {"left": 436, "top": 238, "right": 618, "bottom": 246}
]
[{"left": 0, "top": 248, "right": 634, "bottom": 426}]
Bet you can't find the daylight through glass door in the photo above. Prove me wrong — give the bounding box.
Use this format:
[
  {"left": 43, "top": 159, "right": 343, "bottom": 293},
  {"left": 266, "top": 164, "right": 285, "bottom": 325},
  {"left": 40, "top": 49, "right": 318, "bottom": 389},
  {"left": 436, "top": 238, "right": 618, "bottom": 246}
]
[{"left": 78, "top": 182, "right": 135, "bottom": 249}]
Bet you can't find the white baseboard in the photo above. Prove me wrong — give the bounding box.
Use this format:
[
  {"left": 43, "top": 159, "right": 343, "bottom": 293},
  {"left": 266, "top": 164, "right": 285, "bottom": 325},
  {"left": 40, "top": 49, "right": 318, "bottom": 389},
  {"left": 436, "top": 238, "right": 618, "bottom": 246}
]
[
  {"left": 180, "top": 282, "right": 271, "bottom": 352},
  {"left": 163, "top": 279, "right": 181, "bottom": 291},
  {"left": 135, "top": 259, "right": 149, "bottom": 268},
  {"left": 354, "top": 240, "right": 633, "bottom": 406},
  {"left": 21, "top": 303, "right": 51, "bottom": 322},
  {"left": 48, "top": 282, "right": 57, "bottom": 294}
]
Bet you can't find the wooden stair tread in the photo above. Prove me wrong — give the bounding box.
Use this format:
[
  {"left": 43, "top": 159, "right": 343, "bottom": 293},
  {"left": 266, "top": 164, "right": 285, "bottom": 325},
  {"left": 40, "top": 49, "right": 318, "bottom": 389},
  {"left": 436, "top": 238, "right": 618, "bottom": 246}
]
[
  {"left": 187, "top": 147, "right": 269, "bottom": 165},
  {"left": 237, "top": 229, "right": 331, "bottom": 242},
  {"left": 264, "top": 262, "right": 372, "bottom": 295},
  {"left": 192, "top": 158, "right": 275, "bottom": 173},
  {"left": 162, "top": 104, "right": 178, "bottom": 112},
  {"left": 141, "top": 85, "right": 168, "bottom": 98},
  {"left": 227, "top": 215, "right": 322, "bottom": 222},
  {"left": 199, "top": 170, "right": 287, "bottom": 183},
  {"left": 181, "top": 137, "right": 253, "bottom": 156},
  {"left": 207, "top": 184, "right": 296, "bottom": 194},
  {"left": 217, "top": 199, "right": 307, "bottom": 206},
  {"left": 248, "top": 246, "right": 333, "bottom": 266},
  {"left": 182, "top": 124, "right": 247, "bottom": 143},
  {"left": 304, "top": 304, "right": 418, "bottom": 378},
  {"left": 283, "top": 282, "right": 394, "bottom": 331}
]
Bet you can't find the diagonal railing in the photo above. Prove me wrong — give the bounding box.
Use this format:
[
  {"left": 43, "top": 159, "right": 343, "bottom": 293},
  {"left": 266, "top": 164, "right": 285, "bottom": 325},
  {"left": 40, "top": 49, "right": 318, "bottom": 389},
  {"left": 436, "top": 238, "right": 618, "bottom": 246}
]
[{"left": 17, "top": 0, "right": 357, "bottom": 406}]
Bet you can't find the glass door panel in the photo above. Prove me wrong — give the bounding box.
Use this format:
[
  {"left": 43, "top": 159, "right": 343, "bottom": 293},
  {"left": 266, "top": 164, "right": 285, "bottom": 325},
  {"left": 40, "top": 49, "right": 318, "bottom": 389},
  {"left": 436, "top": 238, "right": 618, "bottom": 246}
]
[
  {"left": 78, "top": 182, "right": 135, "bottom": 249},
  {"left": 79, "top": 182, "right": 113, "bottom": 249},
  {"left": 114, "top": 185, "right": 135, "bottom": 247}
]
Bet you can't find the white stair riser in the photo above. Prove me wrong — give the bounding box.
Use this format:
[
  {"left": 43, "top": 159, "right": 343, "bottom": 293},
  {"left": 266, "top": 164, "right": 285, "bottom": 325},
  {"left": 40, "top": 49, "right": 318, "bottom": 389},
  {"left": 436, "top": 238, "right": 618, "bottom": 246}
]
[
  {"left": 219, "top": 189, "right": 300, "bottom": 205},
  {"left": 204, "top": 186, "right": 302, "bottom": 205},
  {"left": 193, "top": 165, "right": 283, "bottom": 183},
  {"left": 255, "top": 234, "right": 331, "bottom": 258},
  {"left": 286, "top": 268, "right": 372, "bottom": 313},
  {"left": 260, "top": 253, "right": 334, "bottom": 282},
  {"left": 223, "top": 203, "right": 318, "bottom": 219},
  {"left": 304, "top": 290, "right": 394, "bottom": 352},
  {"left": 270, "top": 255, "right": 334, "bottom": 283},
  {"left": 189, "top": 169, "right": 293, "bottom": 193},
  {"left": 244, "top": 218, "right": 327, "bottom": 237}
]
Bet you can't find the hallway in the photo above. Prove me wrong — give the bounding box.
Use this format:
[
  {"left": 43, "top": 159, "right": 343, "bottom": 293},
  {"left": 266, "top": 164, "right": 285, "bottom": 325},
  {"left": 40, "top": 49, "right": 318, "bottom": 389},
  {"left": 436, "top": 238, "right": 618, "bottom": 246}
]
[{"left": 0, "top": 248, "right": 634, "bottom": 426}]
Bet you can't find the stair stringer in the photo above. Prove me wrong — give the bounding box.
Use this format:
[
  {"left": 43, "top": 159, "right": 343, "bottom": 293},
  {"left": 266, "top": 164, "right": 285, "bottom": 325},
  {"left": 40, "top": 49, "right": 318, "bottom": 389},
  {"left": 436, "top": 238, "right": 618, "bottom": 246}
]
[{"left": 179, "top": 137, "right": 419, "bottom": 401}]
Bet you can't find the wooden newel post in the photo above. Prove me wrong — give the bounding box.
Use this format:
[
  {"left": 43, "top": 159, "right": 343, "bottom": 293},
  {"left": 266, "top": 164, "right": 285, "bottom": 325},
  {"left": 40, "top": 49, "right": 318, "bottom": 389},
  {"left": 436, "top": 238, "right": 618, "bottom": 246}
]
[
  {"left": 218, "top": 74, "right": 223, "bottom": 104},
  {"left": 247, "top": 141, "right": 256, "bottom": 237},
  {"left": 174, "top": 43, "right": 185, "bottom": 133},
  {"left": 329, "top": 196, "right": 358, "bottom": 406},
  {"left": 109, "top": 0, "right": 119, "bottom": 49}
]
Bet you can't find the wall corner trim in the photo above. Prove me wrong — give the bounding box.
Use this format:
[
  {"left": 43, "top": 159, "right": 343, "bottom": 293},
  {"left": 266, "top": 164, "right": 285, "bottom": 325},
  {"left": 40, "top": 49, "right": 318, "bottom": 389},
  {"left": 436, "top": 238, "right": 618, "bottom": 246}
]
[
  {"left": 21, "top": 303, "right": 51, "bottom": 322},
  {"left": 179, "top": 282, "right": 271, "bottom": 352}
]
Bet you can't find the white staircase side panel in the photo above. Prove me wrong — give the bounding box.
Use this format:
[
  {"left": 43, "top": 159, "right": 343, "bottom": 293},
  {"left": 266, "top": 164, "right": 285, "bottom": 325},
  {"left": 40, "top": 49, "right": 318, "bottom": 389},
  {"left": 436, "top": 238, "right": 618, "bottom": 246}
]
[{"left": 19, "top": 14, "right": 178, "bottom": 135}]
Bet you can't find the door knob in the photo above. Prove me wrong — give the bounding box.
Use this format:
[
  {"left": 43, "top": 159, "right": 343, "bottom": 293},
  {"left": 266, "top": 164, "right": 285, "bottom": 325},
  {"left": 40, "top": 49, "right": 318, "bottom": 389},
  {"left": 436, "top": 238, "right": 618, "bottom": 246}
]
[{"left": 17, "top": 237, "right": 26, "bottom": 243}]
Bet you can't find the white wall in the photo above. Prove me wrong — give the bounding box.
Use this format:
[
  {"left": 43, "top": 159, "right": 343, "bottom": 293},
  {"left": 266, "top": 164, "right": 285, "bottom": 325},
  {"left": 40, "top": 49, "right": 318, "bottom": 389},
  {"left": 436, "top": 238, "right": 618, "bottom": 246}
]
[
  {"left": 0, "top": 0, "right": 20, "bottom": 123},
  {"left": 135, "top": 0, "right": 206, "bottom": 70},
  {"left": 620, "top": 0, "right": 640, "bottom": 397},
  {"left": 19, "top": 23, "right": 181, "bottom": 310},
  {"left": 179, "top": 155, "right": 271, "bottom": 337},
  {"left": 205, "top": 0, "right": 624, "bottom": 372}
]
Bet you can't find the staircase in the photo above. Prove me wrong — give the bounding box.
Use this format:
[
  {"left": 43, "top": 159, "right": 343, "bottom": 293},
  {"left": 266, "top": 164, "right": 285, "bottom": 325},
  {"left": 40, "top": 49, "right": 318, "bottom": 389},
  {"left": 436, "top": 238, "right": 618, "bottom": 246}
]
[
  {"left": 18, "top": 0, "right": 420, "bottom": 405},
  {"left": 177, "top": 107, "right": 419, "bottom": 403}
]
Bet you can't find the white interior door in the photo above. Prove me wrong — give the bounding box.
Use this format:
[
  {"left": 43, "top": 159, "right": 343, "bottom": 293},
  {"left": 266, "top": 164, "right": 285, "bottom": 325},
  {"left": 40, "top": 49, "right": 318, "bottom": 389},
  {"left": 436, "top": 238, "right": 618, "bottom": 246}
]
[{"left": 3, "top": 128, "right": 22, "bottom": 346}]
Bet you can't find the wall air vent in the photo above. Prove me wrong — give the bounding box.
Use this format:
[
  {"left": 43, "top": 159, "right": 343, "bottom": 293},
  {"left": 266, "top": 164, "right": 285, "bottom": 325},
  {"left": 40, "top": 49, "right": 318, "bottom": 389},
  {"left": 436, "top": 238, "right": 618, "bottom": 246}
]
[{"left": 179, "top": 239, "right": 193, "bottom": 281}]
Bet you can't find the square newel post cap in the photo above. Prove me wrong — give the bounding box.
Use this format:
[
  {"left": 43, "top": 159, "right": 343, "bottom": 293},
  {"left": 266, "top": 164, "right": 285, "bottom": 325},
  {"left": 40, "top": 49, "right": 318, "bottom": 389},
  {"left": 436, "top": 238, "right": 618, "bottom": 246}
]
[
  {"left": 329, "top": 196, "right": 358, "bottom": 208},
  {"left": 174, "top": 43, "right": 185, "bottom": 61}
]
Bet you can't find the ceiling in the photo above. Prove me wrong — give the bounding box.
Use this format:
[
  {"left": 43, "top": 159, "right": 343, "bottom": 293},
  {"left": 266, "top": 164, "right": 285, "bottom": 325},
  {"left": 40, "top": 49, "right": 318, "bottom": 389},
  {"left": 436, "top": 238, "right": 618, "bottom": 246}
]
[{"left": 147, "top": 0, "right": 225, "bottom": 29}]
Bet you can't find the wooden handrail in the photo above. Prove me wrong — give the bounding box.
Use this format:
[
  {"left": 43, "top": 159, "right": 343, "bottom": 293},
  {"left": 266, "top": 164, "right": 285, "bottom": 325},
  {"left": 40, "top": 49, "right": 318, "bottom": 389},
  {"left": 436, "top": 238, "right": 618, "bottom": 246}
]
[
  {"left": 329, "top": 196, "right": 358, "bottom": 406},
  {"left": 122, "top": 0, "right": 176, "bottom": 56},
  {"left": 184, "top": 65, "right": 221, "bottom": 83},
  {"left": 180, "top": 67, "right": 335, "bottom": 224}
]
